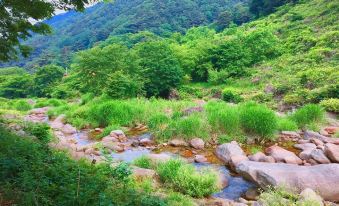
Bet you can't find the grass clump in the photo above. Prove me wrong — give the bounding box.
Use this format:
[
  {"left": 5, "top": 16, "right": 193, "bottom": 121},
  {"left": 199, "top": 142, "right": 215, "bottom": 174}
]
[
  {"left": 291, "top": 104, "right": 324, "bottom": 128},
  {"left": 156, "top": 159, "right": 218, "bottom": 198},
  {"left": 239, "top": 102, "right": 278, "bottom": 141},
  {"left": 277, "top": 118, "right": 298, "bottom": 131},
  {"left": 0, "top": 126, "right": 166, "bottom": 206},
  {"left": 14, "top": 100, "right": 32, "bottom": 111},
  {"left": 222, "top": 88, "right": 243, "bottom": 103},
  {"left": 133, "top": 156, "right": 152, "bottom": 169},
  {"left": 173, "top": 114, "right": 209, "bottom": 141},
  {"left": 35, "top": 98, "right": 66, "bottom": 108}
]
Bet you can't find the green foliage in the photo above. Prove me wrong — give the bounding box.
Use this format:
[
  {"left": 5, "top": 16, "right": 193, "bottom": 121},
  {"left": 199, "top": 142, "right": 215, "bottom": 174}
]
[
  {"left": 105, "top": 71, "right": 144, "bottom": 99},
  {"left": 33, "top": 65, "right": 65, "bottom": 97},
  {"left": 0, "top": 126, "right": 166, "bottom": 206},
  {"left": 156, "top": 159, "right": 218, "bottom": 198},
  {"left": 13, "top": 100, "right": 32, "bottom": 111},
  {"left": 133, "top": 156, "right": 152, "bottom": 169},
  {"left": 23, "top": 122, "right": 51, "bottom": 143},
  {"left": 35, "top": 98, "right": 66, "bottom": 108},
  {"left": 239, "top": 102, "right": 278, "bottom": 140},
  {"left": 291, "top": 104, "right": 324, "bottom": 128},
  {"left": 277, "top": 118, "right": 298, "bottom": 131},
  {"left": 320, "top": 98, "right": 339, "bottom": 113},
  {"left": 135, "top": 41, "right": 183, "bottom": 97},
  {"left": 98, "top": 124, "right": 121, "bottom": 139},
  {"left": 165, "top": 192, "right": 194, "bottom": 206},
  {"left": 222, "top": 88, "right": 243, "bottom": 103},
  {"left": 0, "top": 74, "right": 33, "bottom": 98}
]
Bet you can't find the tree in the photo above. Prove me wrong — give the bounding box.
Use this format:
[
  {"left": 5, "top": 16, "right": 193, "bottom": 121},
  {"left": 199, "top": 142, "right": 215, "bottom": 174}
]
[
  {"left": 0, "top": 0, "right": 98, "bottom": 62},
  {"left": 33, "top": 65, "right": 65, "bottom": 97},
  {"left": 0, "top": 74, "right": 33, "bottom": 98},
  {"left": 134, "top": 41, "right": 183, "bottom": 97},
  {"left": 72, "top": 44, "right": 138, "bottom": 94},
  {"left": 215, "top": 10, "right": 233, "bottom": 31}
]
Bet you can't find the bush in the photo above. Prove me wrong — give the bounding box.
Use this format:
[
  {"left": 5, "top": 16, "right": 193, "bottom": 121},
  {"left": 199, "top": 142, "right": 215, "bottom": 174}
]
[
  {"left": 0, "top": 127, "right": 166, "bottom": 206},
  {"left": 133, "top": 156, "right": 152, "bottom": 169},
  {"left": 105, "top": 71, "right": 144, "bottom": 99},
  {"left": 23, "top": 122, "right": 51, "bottom": 143},
  {"left": 14, "top": 100, "right": 32, "bottom": 111},
  {"left": 291, "top": 104, "right": 324, "bottom": 128},
  {"left": 277, "top": 118, "right": 298, "bottom": 131},
  {"left": 239, "top": 102, "right": 278, "bottom": 140},
  {"left": 320, "top": 98, "right": 339, "bottom": 112},
  {"left": 156, "top": 159, "right": 218, "bottom": 198},
  {"left": 173, "top": 114, "right": 209, "bottom": 140},
  {"left": 222, "top": 88, "right": 243, "bottom": 103},
  {"left": 205, "top": 101, "right": 240, "bottom": 134},
  {"left": 35, "top": 98, "right": 66, "bottom": 108}
]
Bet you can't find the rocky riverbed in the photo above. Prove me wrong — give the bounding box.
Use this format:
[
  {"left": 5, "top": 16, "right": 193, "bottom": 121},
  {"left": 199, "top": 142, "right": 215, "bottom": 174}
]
[{"left": 7, "top": 107, "right": 339, "bottom": 205}]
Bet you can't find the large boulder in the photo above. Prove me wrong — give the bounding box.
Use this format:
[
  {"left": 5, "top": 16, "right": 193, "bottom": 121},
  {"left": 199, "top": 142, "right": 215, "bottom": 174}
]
[
  {"left": 216, "top": 141, "right": 248, "bottom": 167},
  {"left": 236, "top": 161, "right": 339, "bottom": 202},
  {"left": 324, "top": 143, "right": 339, "bottom": 163},
  {"left": 265, "top": 145, "right": 302, "bottom": 164},
  {"left": 310, "top": 149, "right": 331, "bottom": 164}
]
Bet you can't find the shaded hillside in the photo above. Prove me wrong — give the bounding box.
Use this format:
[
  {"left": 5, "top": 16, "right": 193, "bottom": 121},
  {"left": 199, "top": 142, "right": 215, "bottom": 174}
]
[{"left": 0, "top": 0, "right": 249, "bottom": 71}]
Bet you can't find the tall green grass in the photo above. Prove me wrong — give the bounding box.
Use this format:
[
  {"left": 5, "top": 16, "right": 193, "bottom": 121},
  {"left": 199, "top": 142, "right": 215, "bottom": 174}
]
[{"left": 291, "top": 104, "right": 324, "bottom": 128}]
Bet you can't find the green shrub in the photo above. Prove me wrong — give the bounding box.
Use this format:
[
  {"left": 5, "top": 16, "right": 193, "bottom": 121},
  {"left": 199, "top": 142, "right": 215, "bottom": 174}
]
[
  {"left": 205, "top": 101, "right": 240, "bottom": 134},
  {"left": 174, "top": 114, "right": 209, "bottom": 140},
  {"left": 23, "top": 122, "right": 51, "bottom": 143},
  {"left": 156, "top": 159, "right": 217, "bottom": 198},
  {"left": 222, "top": 88, "right": 243, "bottom": 103},
  {"left": 105, "top": 71, "right": 144, "bottom": 99},
  {"left": 291, "top": 104, "right": 324, "bottom": 128},
  {"left": 14, "top": 100, "right": 32, "bottom": 111},
  {"left": 239, "top": 102, "right": 278, "bottom": 140},
  {"left": 0, "top": 127, "right": 166, "bottom": 206},
  {"left": 35, "top": 98, "right": 66, "bottom": 108},
  {"left": 277, "top": 118, "right": 298, "bottom": 131},
  {"left": 217, "top": 135, "right": 234, "bottom": 144},
  {"left": 133, "top": 156, "right": 152, "bottom": 169},
  {"left": 320, "top": 98, "right": 339, "bottom": 112},
  {"left": 166, "top": 192, "right": 194, "bottom": 206}
]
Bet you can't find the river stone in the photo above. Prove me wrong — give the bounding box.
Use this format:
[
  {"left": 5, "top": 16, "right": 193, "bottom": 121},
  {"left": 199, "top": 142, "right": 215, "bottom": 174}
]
[
  {"left": 169, "top": 139, "right": 188, "bottom": 147},
  {"left": 102, "top": 135, "right": 119, "bottom": 142},
  {"left": 236, "top": 161, "right": 339, "bottom": 202},
  {"left": 194, "top": 155, "right": 208, "bottom": 163},
  {"left": 102, "top": 142, "right": 124, "bottom": 152},
  {"left": 216, "top": 141, "right": 248, "bottom": 166},
  {"left": 310, "top": 149, "right": 331, "bottom": 164},
  {"left": 248, "top": 152, "right": 266, "bottom": 162},
  {"left": 139, "top": 138, "right": 154, "bottom": 146},
  {"left": 266, "top": 145, "right": 302, "bottom": 164},
  {"left": 324, "top": 143, "right": 339, "bottom": 163},
  {"left": 304, "top": 131, "right": 339, "bottom": 145},
  {"left": 280, "top": 131, "right": 301, "bottom": 139},
  {"left": 294, "top": 143, "right": 316, "bottom": 151},
  {"left": 299, "top": 188, "right": 324, "bottom": 206},
  {"left": 245, "top": 188, "right": 260, "bottom": 200},
  {"left": 324, "top": 127, "right": 338, "bottom": 135},
  {"left": 311, "top": 138, "right": 324, "bottom": 146},
  {"left": 61, "top": 124, "right": 77, "bottom": 134},
  {"left": 189, "top": 138, "right": 205, "bottom": 150},
  {"left": 299, "top": 149, "right": 314, "bottom": 160},
  {"left": 50, "top": 115, "right": 65, "bottom": 130}
]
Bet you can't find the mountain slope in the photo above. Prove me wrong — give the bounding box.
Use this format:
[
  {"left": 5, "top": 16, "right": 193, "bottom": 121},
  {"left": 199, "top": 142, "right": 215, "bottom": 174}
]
[{"left": 1, "top": 0, "right": 249, "bottom": 71}]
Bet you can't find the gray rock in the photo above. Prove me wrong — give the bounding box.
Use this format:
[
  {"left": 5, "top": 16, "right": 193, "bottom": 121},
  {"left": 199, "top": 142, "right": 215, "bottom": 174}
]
[
  {"left": 299, "top": 188, "right": 323, "bottom": 206},
  {"left": 189, "top": 138, "right": 205, "bottom": 150},
  {"left": 236, "top": 161, "right": 339, "bottom": 202},
  {"left": 169, "top": 139, "right": 188, "bottom": 147},
  {"left": 265, "top": 145, "right": 302, "bottom": 164},
  {"left": 311, "top": 149, "right": 331, "bottom": 164},
  {"left": 216, "top": 141, "right": 248, "bottom": 166},
  {"left": 324, "top": 143, "right": 339, "bottom": 163},
  {"left": 294, "top": 143, "right": 316, "bottom": 151}
]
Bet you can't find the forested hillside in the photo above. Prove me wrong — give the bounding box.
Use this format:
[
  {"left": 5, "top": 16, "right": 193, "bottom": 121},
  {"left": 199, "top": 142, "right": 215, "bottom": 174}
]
[{"left": 0, "top": 0, "right": 250, "bottom": 71}]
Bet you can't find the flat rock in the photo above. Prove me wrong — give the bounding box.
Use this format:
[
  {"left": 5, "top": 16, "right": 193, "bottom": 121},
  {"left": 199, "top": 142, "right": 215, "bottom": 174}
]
[
  {"left": 324, "top": 143, "right": 339, "bottom": 163},
  {"left": 236, "top": 161, "right": 339, "bottom": 202},
  {"left": 265, "top": 145, "right": 302, "bottom": 164},
  {"left": 294, "top": 143, "right": 316, "bottom": 151},
  {"left": 248, "top": 152, "right": 266, "bottom": 162},
  {"left": 304, "top": 131, "right": 339, "bottom": 145},
  {"left": 61, "top": 124, "right": 77, "bottom": 134},
  {"left": 169, "top": 139, "right": 188, "bottom": 147},
  {"left": 310, "top": 149, "right": 331, "bottom": 164},
  {"left": 280, "top": 131, "right": 301, "bottom": 138}
]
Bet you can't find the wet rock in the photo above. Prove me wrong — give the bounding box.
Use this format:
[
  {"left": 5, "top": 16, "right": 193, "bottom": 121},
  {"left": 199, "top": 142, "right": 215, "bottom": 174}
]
[
  {"left": 304, "top": 131, "right": 339, "bottom": 145},
  {"left": 189, "top": 138, "right": 205, "bottom": 150},
  {"left": 61, "top": 124, "right": 77, "bottom": 134},
  {"left": 216, "top": 172, "right": 229, "bottom": 190},
  {"left": 299, "top": 150, "right": 314, "bottom": 160},
  {"left": 324, "top": 143, "right": 339, "bottom": 163},
  {"left": 299, "top": 188, "right": 323, "bottom": 206},
  {"left": 102, "top": 135, "right": 119, "bottom": 142},
  {"left": 245, "top": 188, "right": 259, "bottom": 200},
  {"left": 294, "top": 143, "right": 316, "bottom": 151},
  {"left": 50, "top": 115, "right": 65, "bottom": 130},
  {"left": 236, "top": 161, "right": 339, "bottom": 202},
  {"left": 139, "top": 138, "right": 154, "bottom": 146},
  {"left": 102, "top": 142, "right": 124, "bottom": 152},
  {"left": 310, "top": 149, "right": 331, "bottom": 164},
  {"left": 194, "top": 155, "right": 208, "bottom": 163},
  {"left": 248, "top": 152, "right": 266, "bottom": 162},
  {"left": 169, "top": 139, "right": 188, "bottom": 147},
  {"left": 311, "top": 138, "right": 324, "bottom": 146},
  {"left": 216, "top": 141, "right": 248, "bottom": 167},
  {"left": 265, "top": 145, "right": 302, "bottom": 164}
]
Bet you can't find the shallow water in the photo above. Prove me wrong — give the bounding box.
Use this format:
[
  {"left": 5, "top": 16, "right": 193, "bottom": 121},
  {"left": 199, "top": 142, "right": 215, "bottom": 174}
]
[{"left": 73, "top": 130, "right": 255, "bottom": 200}]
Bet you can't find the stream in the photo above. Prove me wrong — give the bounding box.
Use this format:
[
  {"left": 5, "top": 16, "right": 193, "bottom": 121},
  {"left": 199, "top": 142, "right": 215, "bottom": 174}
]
[{"left": 73, "top": 129, "right": 255, "bottom": 201}]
